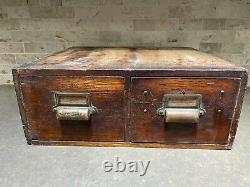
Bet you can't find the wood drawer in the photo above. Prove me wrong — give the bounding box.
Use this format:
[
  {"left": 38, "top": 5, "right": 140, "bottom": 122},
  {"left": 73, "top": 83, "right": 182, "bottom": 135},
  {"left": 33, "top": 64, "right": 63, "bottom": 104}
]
[
  {"left": 130, "top": 77, "right": 241, "bottom": 144},
  {"left": 20, "top": 76, "right": 125, "bottom": 142},
  {"left": 13, "top": 47, "right": 248, "bottom": 149}
]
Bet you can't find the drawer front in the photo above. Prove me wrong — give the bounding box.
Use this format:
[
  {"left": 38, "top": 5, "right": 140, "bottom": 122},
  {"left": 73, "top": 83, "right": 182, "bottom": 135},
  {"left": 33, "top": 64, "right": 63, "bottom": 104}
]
[
  {"left": 130, "top": 77, "right": 241, "bottom": 144},
  {"left": 20, "top": 76, "right": 125, "bottom": 142}
]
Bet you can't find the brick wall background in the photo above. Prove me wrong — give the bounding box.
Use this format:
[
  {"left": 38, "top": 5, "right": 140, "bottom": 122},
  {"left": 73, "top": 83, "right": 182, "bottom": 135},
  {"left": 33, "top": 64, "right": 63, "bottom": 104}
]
[{"left": 0, "top": 0, "right": 250, "bottom": 84}]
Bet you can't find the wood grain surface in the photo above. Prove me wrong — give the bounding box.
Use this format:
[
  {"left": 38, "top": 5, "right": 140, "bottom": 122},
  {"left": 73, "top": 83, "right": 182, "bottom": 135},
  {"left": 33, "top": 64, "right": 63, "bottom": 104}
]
[
  {"left": 130, "top": 77, "right": 240, "bottom": 144},
  {"left": 19, "top": 76, "right": 125, "bottom": 142},
  {"left": 20, "top": 47, "right": 243, "bottom": 70},
  {"left": 13, "top": 47, "right": 248, "bottom": 149}
]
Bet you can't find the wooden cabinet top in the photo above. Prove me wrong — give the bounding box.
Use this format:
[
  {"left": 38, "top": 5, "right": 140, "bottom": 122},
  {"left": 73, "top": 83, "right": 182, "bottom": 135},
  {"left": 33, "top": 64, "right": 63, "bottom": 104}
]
[{"left": 18, "top": 47, "right": 246, "bottom": 71}]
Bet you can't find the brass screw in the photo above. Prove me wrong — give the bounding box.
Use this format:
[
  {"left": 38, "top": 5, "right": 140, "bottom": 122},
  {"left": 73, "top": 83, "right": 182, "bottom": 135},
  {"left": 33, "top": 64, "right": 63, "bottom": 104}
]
[
  {"left": 143, "top": 91, "right": 148, "bottom": 96},
  {"left": 220, "top": 90, "right": 225, "bottom": 99},
  {"left": 159, "top": 111, "right": 164, "bottom": 115},
  {"left": 180, "top": 90, "right": 186, "bottom": 95},
  {"left": 217, "top": 109, "right": 222, "bottom": 113}
]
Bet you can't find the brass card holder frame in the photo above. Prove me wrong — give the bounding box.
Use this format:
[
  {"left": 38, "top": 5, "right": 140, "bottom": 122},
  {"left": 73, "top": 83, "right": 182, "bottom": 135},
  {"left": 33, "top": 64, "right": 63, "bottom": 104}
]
[
  {"left": 52, "top": 92, "right": 97, "bottom": 121},
  {"left": 157, "top": 94, "right": 206, "bottom": 124}
]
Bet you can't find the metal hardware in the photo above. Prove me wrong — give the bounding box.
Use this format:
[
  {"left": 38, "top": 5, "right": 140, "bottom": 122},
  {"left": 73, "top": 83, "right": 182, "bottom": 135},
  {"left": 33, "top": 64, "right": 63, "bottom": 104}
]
[
  {"left": 143, "top": 90, "right": 149, "bottom": 96},
  {"left": 217, "top": 109, "right": 222, "bottom": 113},
  {"left": 53, "top": 92, "right": 97, "bottom": 121},
  {"left": 157, "top": 94, "right": 206, "bottom": 124},
  {"left": 180, "top": 90, "right": 186, "bottom": 95},
  {"left": 220, "top": 89, "right": 225, "bottom": 99}
]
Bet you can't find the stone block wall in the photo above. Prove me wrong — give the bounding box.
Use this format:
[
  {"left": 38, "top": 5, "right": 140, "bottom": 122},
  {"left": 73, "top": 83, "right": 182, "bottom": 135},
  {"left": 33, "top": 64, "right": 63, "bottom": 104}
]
[{"left": 0, "top": 0, "right": 250, "bottom": 84}]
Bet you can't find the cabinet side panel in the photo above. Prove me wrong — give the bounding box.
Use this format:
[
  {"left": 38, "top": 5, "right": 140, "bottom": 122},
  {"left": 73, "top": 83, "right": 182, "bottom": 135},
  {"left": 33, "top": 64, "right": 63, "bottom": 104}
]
[
  {"left": 228, "top": 71, "right": 248, "bottom": 148},
  {"left": 12, "top": 69, "right": 32, "bottom": 144}
]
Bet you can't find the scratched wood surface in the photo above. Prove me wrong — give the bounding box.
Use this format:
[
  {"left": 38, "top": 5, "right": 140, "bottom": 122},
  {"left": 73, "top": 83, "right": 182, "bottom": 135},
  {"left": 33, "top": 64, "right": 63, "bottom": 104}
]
[
  {"left": 13, "top": 47, "right": 248, "bottom": 149},
  {"left": 131, "top": 77, "right": 240, "bottom": 144},
  {"left": 19, "top": 47, "right": 244, "bottom": 70},
  {"left": 19, "top": 76, "right": 125, "bottom": 142}
]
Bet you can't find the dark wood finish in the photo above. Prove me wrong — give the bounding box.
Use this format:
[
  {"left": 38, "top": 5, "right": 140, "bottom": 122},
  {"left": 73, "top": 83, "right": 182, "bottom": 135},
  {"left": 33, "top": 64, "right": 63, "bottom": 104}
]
[
  {"left": 130, "top": 77, "right": 240, "bottom": 144},
  {"left": 13, "top": 47, "right": 248, "bottom": 149},
  {"left": 19, "top": 76, "right": 125, "bottom": 142}
]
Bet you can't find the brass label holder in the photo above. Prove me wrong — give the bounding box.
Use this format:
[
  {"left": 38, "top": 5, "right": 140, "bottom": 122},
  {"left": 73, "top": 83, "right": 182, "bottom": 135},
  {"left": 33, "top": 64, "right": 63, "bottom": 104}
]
[
  {"left": 53, "top": 92, "right": 97, "bottom": 121},
  {"left": 157, "top": 94, "right": 206, "bottom": 124}
]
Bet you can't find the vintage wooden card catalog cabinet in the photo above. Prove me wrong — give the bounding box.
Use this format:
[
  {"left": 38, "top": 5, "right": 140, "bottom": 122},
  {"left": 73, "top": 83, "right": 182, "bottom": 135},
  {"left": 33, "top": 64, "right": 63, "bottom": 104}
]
[{"left": 13, "top": 48, "right": 248, "bottom": 149}]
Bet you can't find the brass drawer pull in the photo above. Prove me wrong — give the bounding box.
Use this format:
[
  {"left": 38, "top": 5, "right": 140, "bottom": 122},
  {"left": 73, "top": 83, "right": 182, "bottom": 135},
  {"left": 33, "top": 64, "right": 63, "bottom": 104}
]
[
  {"left": 157, "top": 94, "right": 205, "bottom": 123},
  {"left": 53, "top": 92, "right": 97, "bottom": 121}
]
